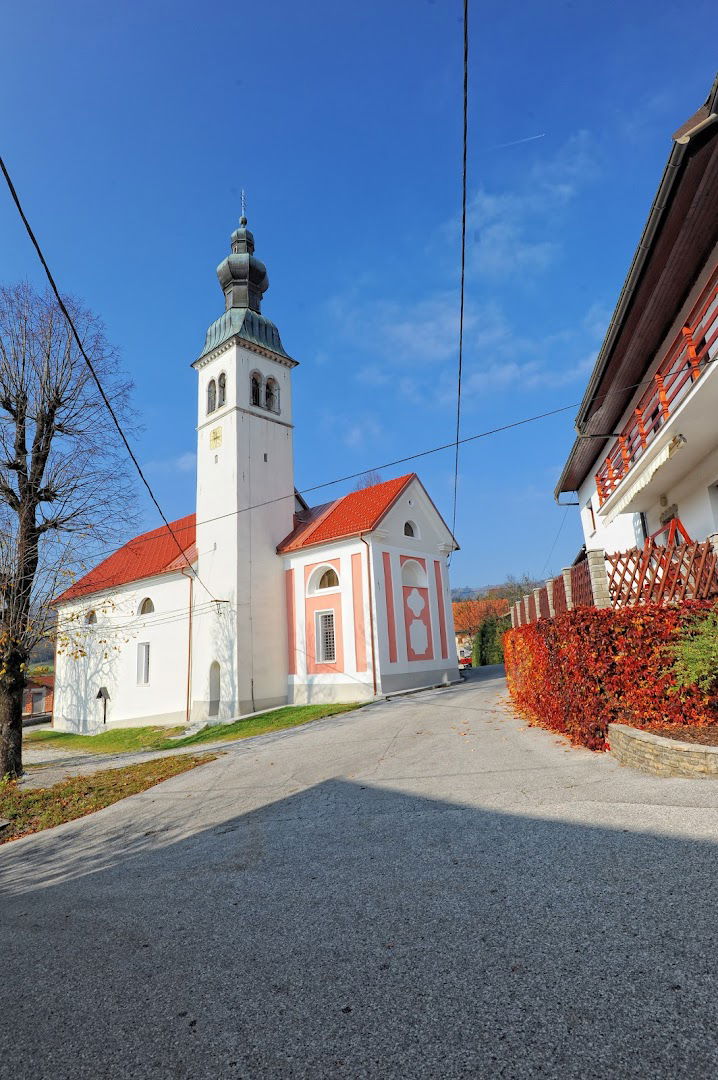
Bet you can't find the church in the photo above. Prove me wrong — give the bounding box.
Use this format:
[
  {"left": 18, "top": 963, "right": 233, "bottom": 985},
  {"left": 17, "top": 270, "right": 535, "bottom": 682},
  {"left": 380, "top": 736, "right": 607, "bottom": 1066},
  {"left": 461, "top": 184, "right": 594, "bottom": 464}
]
[{"left": 52, "top": 217, "right": 460, "bottom": 732}]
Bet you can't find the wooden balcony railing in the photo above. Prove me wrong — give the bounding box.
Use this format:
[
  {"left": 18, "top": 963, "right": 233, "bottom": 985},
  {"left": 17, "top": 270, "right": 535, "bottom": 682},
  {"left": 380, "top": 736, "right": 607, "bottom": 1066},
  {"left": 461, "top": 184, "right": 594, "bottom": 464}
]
[{"left": 595, "top": 269, "right": 718, "bottom": 506}]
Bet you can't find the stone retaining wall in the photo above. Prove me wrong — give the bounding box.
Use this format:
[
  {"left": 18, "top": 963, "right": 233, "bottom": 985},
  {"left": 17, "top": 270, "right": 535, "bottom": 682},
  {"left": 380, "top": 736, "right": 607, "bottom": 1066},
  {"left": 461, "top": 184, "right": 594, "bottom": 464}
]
[{"left": 608, "top": 723, "right": 718, "bottom": 778}]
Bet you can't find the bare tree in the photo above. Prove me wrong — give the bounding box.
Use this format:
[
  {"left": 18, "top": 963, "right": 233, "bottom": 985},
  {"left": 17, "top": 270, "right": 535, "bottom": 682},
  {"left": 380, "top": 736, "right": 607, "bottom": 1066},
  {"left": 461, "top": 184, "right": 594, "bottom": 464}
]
[
  {"left": 0, "top": 283, "right": 136, "bottom": 778},
  {"left": 502, "top": 574, "right": 542, "bottom": 605},
  {"left": 354, "top": 470, "right": 382, "bottom": 490}
]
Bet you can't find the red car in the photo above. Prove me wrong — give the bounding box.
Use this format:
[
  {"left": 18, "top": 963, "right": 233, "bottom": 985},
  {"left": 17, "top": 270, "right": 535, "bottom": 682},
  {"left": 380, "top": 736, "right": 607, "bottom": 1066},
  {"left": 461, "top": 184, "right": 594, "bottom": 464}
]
[{"left": 458, "top": 651, "right": 473, "bottom": 669}]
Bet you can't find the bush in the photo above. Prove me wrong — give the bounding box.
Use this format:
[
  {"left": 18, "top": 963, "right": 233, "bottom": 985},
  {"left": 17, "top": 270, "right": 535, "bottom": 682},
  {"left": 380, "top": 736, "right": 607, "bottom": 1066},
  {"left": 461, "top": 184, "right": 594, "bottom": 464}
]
[
  {"left": 503, "top": 601, "right": 718, "bottom": 750},
  {"left": 671, "top": 610, "right": 718, "bottom": 695},
  {"left": 477, "top": 614, "right": 511, "bottom": 665}
]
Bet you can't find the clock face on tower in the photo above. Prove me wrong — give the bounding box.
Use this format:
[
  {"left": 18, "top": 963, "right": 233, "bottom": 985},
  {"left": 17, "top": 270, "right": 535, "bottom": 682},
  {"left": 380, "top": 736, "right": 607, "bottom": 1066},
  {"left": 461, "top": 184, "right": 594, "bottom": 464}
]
[{"left": 210, "top": 426, "right": 222, "bottom": 449}]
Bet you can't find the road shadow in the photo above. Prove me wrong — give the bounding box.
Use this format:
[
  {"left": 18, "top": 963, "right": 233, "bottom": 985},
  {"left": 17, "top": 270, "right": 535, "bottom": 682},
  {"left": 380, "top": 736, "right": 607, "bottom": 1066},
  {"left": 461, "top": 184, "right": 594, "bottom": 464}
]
[{"left": 1, "top": 776, "right": 717, "bottom": 1078}]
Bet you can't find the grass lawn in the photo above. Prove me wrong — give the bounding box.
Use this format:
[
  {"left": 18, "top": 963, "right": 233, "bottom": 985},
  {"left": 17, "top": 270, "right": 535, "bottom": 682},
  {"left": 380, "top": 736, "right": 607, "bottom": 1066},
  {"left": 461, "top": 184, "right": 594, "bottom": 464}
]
[
  {"left": 24, "top": 725, "right": 186, "bottom": 754},
  {"left": 153, "top": 702, "right": 364, "bottom": 749},
  {"left": 0, "top": 754, "right": 215, "bottom": 845},
  {"left": 23, "top": 703, "right": 365, "bottom": 756}
]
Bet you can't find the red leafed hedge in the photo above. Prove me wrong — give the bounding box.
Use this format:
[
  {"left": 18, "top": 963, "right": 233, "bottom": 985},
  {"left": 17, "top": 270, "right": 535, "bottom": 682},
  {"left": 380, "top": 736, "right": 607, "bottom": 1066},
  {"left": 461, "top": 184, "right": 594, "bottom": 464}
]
[{"left": 503, "top": 601, "right": 718, "bottom": 750}]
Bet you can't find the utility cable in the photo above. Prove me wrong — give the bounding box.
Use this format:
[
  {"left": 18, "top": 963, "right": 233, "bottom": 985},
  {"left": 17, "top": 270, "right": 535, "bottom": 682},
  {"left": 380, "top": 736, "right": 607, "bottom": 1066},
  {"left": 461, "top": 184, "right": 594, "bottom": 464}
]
[
  {"left": 541, "top": 503, "right": 571, "bottom": 578},
  {"left": 0, "top": 153, "right": 218, "bottom": 602},
  {"left": 449, "top": 0, "right": 469, "bottom": 562},
  {"left": 50, "top": 351, "right": 717, "bottom": 575}
]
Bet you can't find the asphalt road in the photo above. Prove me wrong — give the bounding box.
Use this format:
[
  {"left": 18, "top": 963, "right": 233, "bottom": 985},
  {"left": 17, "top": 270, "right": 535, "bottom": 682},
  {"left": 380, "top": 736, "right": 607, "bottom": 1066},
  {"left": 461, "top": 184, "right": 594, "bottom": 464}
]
[{"left": 3, "top": 665, "right": 718, "bottom": 1079}]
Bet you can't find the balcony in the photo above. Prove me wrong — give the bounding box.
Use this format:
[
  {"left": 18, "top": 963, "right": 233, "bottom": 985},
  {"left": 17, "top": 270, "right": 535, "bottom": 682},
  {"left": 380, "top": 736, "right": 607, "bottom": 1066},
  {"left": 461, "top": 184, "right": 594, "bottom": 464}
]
[{"left": 595, "top": 268, "right": 718, "bottom": 519}]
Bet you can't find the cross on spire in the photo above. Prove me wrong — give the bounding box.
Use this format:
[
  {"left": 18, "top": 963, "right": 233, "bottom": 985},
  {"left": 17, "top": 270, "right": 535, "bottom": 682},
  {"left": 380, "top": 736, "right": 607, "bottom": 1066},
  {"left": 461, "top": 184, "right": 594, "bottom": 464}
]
[{"left": 240, "top": 189, "right": 247, "bottom": 225}]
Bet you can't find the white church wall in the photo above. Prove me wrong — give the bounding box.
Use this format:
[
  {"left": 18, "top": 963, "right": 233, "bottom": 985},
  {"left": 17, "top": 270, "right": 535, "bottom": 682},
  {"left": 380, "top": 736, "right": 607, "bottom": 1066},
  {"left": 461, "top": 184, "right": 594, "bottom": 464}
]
[{"left": 53, "top": 571, "right": 192, "bottom": 734}]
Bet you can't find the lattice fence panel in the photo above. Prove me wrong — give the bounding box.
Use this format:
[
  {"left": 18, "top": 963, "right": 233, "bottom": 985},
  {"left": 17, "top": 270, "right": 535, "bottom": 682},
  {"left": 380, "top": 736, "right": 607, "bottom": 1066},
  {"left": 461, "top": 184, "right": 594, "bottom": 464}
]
[
  {"left": 570, "top": 558, "right": 594, "bottom": 608},
  {"left": 552, "top": 574, "right": 567, "bottom": 615},
  {"left": 607, "top": 540, "right": 718, "bottom": 608}
]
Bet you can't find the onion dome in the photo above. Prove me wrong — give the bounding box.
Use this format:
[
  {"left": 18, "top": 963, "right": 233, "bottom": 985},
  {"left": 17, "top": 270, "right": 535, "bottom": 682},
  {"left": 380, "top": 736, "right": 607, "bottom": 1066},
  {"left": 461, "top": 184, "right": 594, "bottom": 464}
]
[
  {"left": 197, "top": 215, "right": 293, "bottom": 364},
  {"left": 216, "top": 215, "right": 269, "bottom": 313}
]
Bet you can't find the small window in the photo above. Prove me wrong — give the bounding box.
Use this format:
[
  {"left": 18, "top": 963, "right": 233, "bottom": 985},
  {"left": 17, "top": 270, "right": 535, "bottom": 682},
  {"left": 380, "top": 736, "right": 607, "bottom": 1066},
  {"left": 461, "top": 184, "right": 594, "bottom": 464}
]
[
  {"left": 318, "top": 568, "right": 339, "bottom": 590},
  {"left": 207, "top": 378, "right": 217, "bottom": 414},
  {"left": 218, "top": 372, "right": 226, "bottom": 407},
  {"left": 86, "top": 610, "right": 97, "bottom": 625},
  {"left": 251, "top": 373, "right": 262, "bottom": 406},
  {"left": 137, "top": 642, "right": 150, "bottom": 686},
  {"left": 404, "top": 521, "right": 415, "bottom": 537},
  {"left": 265, "top": 378, "right": 278, "bottom": 412},
  {"left": 139, "top": 597, "right": 154, "bottom": 615},
  {"left": 316, "top": 612, "right": 336, "bottom": 663}
]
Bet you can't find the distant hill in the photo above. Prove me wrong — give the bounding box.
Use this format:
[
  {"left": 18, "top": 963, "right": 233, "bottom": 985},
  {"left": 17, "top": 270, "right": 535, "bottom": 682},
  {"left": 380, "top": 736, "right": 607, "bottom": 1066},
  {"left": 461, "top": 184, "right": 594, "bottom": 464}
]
[
  {"left": 29, "top": 639, "right": 55, "bottom": 666},
  {"left": 451, "top": 585, "right": 502, "bottom": 601}
]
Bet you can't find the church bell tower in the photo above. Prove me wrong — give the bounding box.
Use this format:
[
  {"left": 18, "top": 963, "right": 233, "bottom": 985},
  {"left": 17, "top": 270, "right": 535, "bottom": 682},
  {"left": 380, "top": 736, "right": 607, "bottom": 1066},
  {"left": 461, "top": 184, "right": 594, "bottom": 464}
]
[{"left": 191, "top": 213, "right": 297, "bottom": 719}]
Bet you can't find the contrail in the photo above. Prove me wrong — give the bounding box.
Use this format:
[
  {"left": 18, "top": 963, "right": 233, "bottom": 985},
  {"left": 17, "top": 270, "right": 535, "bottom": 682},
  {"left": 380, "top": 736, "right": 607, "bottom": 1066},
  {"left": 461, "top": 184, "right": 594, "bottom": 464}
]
[{"left": 491, "top": 133, "right": 546, "bottom": 150}]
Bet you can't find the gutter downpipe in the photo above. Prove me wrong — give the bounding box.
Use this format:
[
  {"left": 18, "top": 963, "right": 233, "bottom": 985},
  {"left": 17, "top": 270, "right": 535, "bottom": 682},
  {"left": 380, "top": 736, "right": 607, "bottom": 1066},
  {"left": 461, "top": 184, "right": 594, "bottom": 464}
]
[
  {"left": 181, "top": 567, "right": 194, "bottom": 725},
  {"left": 360, "top": 534, "right": 378, "bottom": 696}
]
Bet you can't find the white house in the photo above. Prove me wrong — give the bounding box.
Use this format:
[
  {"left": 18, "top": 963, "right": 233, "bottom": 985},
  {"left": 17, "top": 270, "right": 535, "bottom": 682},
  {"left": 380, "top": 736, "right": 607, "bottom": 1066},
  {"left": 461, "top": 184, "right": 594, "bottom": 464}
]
[
  {"left": 52, "top": 215, "right": 459, "bottom": 732},
  {"left": 556, "top": 74, "right": 718, "bottom": 555}
]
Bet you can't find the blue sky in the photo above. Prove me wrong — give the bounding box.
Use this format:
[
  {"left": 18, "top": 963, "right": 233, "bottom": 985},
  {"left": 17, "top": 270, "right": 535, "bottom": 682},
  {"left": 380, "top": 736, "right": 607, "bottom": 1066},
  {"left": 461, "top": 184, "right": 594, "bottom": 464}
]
[{"left": 2, "top": 0, "right": 716, "bottom": 587}]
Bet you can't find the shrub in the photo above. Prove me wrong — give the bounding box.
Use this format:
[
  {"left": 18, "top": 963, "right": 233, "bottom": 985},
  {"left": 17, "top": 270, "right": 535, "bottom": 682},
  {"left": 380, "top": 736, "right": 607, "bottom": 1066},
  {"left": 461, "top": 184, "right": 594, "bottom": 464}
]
[
  {"left": 477, "top": 614, "right": 511, "bottom": 665},
  {"left": 670, "top": 610, "right": 718, "bottom": 695},
  {"left": 503, "top": 601, "right": 718, "bottom": 750}
]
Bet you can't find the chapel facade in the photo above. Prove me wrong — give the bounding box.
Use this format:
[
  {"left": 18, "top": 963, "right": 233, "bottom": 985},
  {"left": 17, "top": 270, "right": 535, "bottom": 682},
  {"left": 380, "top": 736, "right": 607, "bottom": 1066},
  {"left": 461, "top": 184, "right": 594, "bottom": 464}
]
[{"left": 52, "top": 218, "right": 459, "bottom": 732}]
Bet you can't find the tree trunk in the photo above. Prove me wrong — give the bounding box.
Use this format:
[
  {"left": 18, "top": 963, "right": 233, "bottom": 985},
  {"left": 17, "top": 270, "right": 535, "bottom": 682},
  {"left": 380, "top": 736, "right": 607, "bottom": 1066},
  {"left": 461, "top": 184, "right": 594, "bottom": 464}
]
[{"left": 0, "top": 663, "right": 25, "bottom": 780}]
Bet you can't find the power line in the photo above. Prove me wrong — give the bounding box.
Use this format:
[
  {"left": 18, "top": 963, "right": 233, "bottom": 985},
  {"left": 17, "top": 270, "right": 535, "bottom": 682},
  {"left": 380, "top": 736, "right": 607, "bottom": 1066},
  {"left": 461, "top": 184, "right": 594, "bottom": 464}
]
[
  {"left": 50, "top": 354, "right": 716, "bottom": 579},
  {"left": 60, "top": 399, "right": 581, "bottom": 584},
  {"left": 449, "top": 0, "right": 470, "bottom": 559},
  {"left": 0, "top": 154, "right": 217, "bottom": 603},
  {"left": 541, "top": 504, "right": 571, "bottom": 577}
]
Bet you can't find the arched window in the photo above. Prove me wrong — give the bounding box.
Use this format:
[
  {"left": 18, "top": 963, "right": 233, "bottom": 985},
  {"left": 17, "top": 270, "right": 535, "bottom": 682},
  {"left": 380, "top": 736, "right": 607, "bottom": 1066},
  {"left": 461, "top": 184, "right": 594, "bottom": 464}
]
[
  {"left": 138, "top": 597, "right": 154, "bottom": 615},
  {"left": 209, "top": 661, "right": 220, "bottom": 718},
  {"left": 265, "top": 377, "right": 279, "bottom": 413},
  {"left": 86, "top": 610, "right": 97, "bottom": 625},
  {"left": 318, "top": 568, "right": 339, "bottom": 590},
  {"left": 250, "top": 372, "right": 262, "bottom": 407},
  {"left": 404, "top": 521, "right": 416, "bottom": 537},
  {"left": 218, "top": 372, "right": 226, "bottom": 407},
  {"left": 307, "top": 565, "right": 340, "bottom": 595},
  {"left": 207, "top": 378, "right": 217, "bottom": 414}
]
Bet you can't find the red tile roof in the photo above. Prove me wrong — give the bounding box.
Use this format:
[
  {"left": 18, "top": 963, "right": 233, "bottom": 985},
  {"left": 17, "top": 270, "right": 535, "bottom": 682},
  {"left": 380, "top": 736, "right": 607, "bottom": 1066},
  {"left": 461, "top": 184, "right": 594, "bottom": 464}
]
[
  {"left": 55, "top": 515, "right": 197, "bottom": 604},
  {"left": 27, "top": 674, "right": 54, "bottom": 689},
  {"left": 278, "top": 474, "right": 415, "bottom": 553}
]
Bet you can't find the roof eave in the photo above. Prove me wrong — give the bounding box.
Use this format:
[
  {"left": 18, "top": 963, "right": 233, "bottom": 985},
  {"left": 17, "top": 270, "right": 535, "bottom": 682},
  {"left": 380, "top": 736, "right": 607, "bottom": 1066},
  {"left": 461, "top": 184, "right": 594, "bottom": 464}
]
[
  {"left": 557, "top": 74, "right": 718, "bottom": 497},
  {"left": 574, "top": 138, "right": 688, "bottom": 433},
  {"left": 52, "top": 555, "right": 197, "bottom": 607}
]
